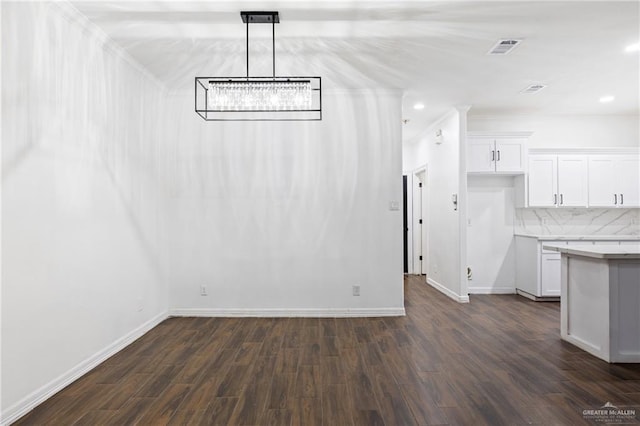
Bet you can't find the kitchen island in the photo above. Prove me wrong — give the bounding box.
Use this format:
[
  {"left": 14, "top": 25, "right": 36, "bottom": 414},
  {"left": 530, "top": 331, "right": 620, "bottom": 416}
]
[{"left": 543, "top": 244, "right": 640, "bottom": 363}]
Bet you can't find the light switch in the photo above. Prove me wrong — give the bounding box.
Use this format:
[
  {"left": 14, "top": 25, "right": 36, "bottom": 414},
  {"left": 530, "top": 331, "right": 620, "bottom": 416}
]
[{"left": 389, "top": 201, "right": 400, "bottom": 211}]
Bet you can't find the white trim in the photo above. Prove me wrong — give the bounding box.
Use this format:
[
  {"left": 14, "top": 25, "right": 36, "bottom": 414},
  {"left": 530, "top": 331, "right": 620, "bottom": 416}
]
[
  {"left": 51, "top": 1, "right": 167, "bottom": 93},
  {"left": 468, "top": 286, "right": 516, "bottom": 294},
  {"left": 427, "top": 277, "right": 470, "bottom": 303},
  {"left": 467, "top": 131, "right": 534, "bottom": 138},
  {"left": 529, "top": 147, "right": 639, "bottom": 155},
  {"left": 169, "top": 307, "right": 406, "bottom": 318},
  {"left": 0, "top": 1, "right": 4, "bottom": 419},
  {"left": 0, "top": 311, "right": 168, "bottom": 426},
  {"left": 458, "top": 106, "right": 470, "bottom": 298}
]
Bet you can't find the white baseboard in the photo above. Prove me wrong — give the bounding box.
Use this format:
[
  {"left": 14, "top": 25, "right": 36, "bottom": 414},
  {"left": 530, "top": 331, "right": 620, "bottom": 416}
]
[
  {"left": 468, "top": 286, "right": 516, "bottom": 295},
  {"left": 427, "top": 278, "right": 470, "bottom": 303},
  {"left": 169, "top": 307, "right": 406, "bottom": 318},
  {"left": 1, "top": 311, "right": 168, "bottom": 426}
]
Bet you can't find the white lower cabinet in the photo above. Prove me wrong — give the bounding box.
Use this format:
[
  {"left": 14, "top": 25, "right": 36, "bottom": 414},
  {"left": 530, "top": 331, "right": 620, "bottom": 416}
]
[
  {"left": 515, "top": 237, "right": 638, "bottom": 299},
  {"left": 540, "top": 253, "right": 561, "bottom": 296},
  {"left": 515, "top": 237, "right": 562, "bottom": 298}
]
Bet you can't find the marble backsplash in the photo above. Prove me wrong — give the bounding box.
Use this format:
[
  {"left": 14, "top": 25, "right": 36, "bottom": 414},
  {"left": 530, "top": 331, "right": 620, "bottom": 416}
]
[{"left": 515, "top": 208, "right": 640, "bottom": 236}]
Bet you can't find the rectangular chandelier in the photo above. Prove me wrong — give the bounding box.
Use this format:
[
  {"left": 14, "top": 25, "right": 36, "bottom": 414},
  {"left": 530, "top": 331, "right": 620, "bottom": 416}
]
[
  {"left": 195, "top": 76, "right": 322, "bottom": 121},
  {"left": 195, "top": 11, "right": 322, "bottom": 121}
]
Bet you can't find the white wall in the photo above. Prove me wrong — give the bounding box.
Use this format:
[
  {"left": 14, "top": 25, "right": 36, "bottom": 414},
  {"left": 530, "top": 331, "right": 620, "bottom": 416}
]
[
  {"left": 467, "top": 176, "right": 517, "bottom": 293},
  {"left": 468, "top": 114, "right": 639, "bottom": 148},
  {"left": 164, "top": 90, "right": 404, "bottom": 315},
  {"left": 1, "top": 3, "right": 168, "bottom": 420},
  {"left": 403, "top": 110, "right": 468, "bottom": 302}
]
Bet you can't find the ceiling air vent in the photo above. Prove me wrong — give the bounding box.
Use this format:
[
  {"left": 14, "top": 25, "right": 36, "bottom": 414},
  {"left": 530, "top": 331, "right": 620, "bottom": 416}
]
[
  {"left": 521, "top": 84, "right": 547, "bottom": 94},
  {"left": 488, "top": 39, "right": 522, "bottom": 55}
]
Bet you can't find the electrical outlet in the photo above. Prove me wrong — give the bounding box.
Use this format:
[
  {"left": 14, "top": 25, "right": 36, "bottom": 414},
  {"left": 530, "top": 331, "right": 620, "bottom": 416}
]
[
  {"left": 352, "top": 285, "right": 360, "bottom": 296},
  {"left": 200, "top": 285, "right": 207, "bottom": 296}
]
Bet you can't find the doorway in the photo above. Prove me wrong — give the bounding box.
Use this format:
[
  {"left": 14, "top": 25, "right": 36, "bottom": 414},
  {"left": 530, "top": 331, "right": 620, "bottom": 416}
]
[{"left": 403, "top": 175, "right": 408, "bottom": 273}]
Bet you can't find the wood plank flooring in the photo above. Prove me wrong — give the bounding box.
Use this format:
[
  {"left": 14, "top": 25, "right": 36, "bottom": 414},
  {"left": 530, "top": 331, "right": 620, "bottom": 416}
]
[{"left": 14, "top": 275, "right": 640, "bottom": 425}]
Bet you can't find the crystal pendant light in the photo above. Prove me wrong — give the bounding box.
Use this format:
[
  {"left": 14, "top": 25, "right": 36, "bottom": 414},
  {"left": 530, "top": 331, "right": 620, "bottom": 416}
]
[{"left": 195, "top": 11, "right": 322, "bottom": 121}]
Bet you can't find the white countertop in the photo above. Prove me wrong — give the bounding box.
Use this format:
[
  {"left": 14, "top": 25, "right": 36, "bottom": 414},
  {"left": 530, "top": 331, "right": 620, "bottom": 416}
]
[
  {"left": 515, "top": 234, "right": 640, "bottom": 241},
  {"left": 542, "top": 243, "right": 640, "bottom": 259}
]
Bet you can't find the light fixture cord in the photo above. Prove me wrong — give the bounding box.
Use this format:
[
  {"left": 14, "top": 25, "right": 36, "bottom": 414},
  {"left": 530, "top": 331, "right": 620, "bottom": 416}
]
[
  {"left": 272, "top": 19, "right": 276, "bottom": 78},
  {"left": 246, "top": 19, "right": 249, "bottom": 78}
]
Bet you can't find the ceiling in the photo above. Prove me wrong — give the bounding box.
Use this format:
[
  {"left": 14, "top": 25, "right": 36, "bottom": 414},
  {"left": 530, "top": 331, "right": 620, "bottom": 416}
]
[{"left": 71, "top": 1, "right": 640, "bottom": 142}]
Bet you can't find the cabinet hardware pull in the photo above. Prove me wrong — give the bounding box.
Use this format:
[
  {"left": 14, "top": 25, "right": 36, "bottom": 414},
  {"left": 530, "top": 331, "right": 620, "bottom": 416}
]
[
  {"left": 614, "top": 194, "right": 617, "bottom": 205},
  {"left": 560, "top": 194, "right": 564, "bottom": 205},
  {"left": 497, "top": 150, "right": 500, "bottom": 161},
  {"left": 620, "top": 194, "right": 624, "bottom": 205},
  {"left": 491, "top": 150, "right": 495, "bottom": 161},
  {"left": 554, "top": 194, "right": 557, "bottom": 205}
]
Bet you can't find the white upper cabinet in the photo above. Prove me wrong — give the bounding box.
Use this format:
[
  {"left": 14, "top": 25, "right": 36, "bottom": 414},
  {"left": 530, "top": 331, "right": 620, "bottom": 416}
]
[
  {"left": 618, "top": 157, "right": 640, "bottom": 207},
  {"left": 496, "top": 139, "right": 527, "bottom": 172},
  {"left": 557, "top": 156, "right": 588, "bottom": 207},
  {"left": 467, "top": 133, "right": 529, "bottom": 174},
  {"left": 528, "top": 155, "right": 588, "bottom": 207},
  {"left": 528, "top": 155, "right": 557, "bottom": 207},
  {"left": 467, "top": 138, "right": 495, "bottom": 172},
  {"left": 588, "top": 156, "right": 616, "bottom": 206},
  {"left": 588, "top": 155, "right": 640, "bottom": 207}
]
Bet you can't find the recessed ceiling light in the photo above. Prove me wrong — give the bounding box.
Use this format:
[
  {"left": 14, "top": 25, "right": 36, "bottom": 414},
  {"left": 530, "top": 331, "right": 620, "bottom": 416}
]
[
  {"left": 599, "top": 95, "right": 615, "bottom": 103},
  {"left": 413, "top": 103, "right": 425, "bottom": 110},
  {"left": 625, "top": 42, "right": 640, "bottom": 52}
]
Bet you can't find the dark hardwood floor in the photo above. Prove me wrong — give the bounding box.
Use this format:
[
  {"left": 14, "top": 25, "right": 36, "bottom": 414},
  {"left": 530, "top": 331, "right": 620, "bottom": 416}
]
[{"left": 15, "top": 275, "right": 640, "bottom": 425}]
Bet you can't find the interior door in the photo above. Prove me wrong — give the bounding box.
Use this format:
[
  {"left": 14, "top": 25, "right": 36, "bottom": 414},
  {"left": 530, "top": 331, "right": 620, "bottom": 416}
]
[{"left": 403, "top": 175, "right": 408, "bottom": 273}]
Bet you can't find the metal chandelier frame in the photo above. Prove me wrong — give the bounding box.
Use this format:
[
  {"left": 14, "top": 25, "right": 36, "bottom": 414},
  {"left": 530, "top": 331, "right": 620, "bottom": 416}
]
[{"left": 195, "top": 11, "right": 322, "bottom": 121}]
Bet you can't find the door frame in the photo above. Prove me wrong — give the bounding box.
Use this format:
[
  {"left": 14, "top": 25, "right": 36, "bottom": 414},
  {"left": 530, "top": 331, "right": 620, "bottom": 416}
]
[{"left": 409, "top": 165, "right": 429, "bottom": 276}]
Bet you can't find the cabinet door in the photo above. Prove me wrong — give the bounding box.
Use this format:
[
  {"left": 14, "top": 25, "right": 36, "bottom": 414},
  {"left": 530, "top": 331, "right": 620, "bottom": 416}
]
[
  {"left": 541, "top": 253, "right": 561, "bottom": 296},
  {"left": 557, "top": 156, "right": 588, "bottom": 207},
  {"left": 467, "top": 138, "right": 495, "bottom": 172},
  {"left": 617, "top": 156, "right": 640, "bottom": 207},
  {"left": 588, "top": 156, "right": 616, "bottom": 207},
  {"left": 528, "top": 155, "right": 557, "bottom": 207},
  {"left": 495, "top": 138, "right": 526, "bottom": 173}
]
